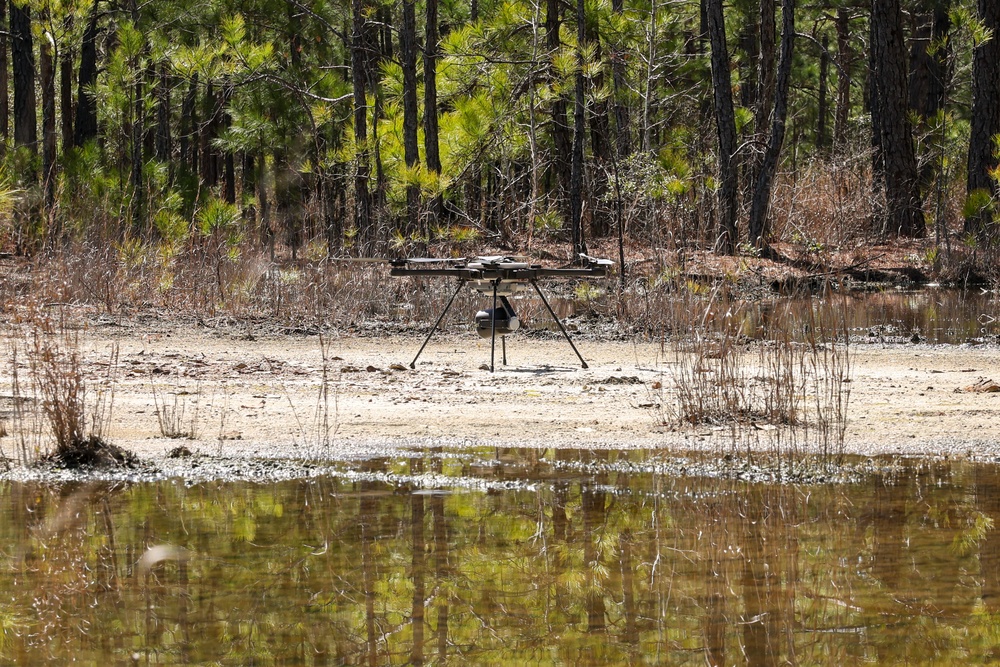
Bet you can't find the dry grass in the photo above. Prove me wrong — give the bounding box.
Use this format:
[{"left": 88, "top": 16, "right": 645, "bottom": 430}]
[
  {"left": 664, "top": 287, "right": 852, "bottom": 460},
  {"left": 6, "top": 308, "right": 133, "bottom": 467},
  {"left": 151, "top": 383, "right": 199, "bottom": 440}
]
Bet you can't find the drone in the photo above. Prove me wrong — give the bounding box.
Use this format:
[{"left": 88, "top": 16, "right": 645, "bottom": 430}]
[{"left": 390, "top": 254, "right": 613, "bottom": 371}]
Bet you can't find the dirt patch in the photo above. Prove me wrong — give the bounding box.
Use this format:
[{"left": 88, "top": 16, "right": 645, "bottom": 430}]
[{"left": 2, "top": 318, "right": 1000, "bottom": 468}]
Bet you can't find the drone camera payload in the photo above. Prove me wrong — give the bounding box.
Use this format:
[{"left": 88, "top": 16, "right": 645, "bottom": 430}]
[
  {"left": 475, "top": 296, "right": 520, "bottom": 338},
  {"left": 390, "top": 254, "right": 613, "bottom": 371}
]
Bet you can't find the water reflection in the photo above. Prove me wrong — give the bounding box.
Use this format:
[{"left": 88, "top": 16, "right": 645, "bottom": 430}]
[
  {"left": 4, "top": 450, "right": 1000, "bottom": 664},
  {"left": 552, "top": 287, "right": 1000, "bottom": 344}
]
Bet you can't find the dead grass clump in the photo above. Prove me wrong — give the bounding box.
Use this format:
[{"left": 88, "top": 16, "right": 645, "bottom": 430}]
[
  {"left": 666, "top": 291, "right": 852, "bottom": 459},
  {"left": 42, "top": 434, "right": 138, "bottom": 468},
  {"left": 10, "top": 310, "right": 135, "bottom": 469},
  {"left": 151, "top": 384, "right": 199, "bottom": 440}
]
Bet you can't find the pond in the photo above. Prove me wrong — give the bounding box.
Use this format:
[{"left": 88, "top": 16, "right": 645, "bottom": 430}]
[{"left": 3, "top": 447, "right": 1000, "bottom": 665}]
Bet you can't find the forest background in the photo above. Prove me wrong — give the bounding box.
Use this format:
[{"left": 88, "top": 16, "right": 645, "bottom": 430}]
[{"left": 0, "top": 0, "right": 997, "bottom": 318}]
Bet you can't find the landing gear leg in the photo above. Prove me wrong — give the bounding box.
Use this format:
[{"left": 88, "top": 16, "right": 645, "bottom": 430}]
[
  {"left": 489, "top": 279, "right": 499, "bottom": 372},
  {"left": 531, "top": 280, "right": 589, "bottom": 369},
  {"left": 409, "top": 279, "right": 465, "bottom": 369}
]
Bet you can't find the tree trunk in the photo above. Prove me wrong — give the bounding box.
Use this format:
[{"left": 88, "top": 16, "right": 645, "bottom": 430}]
[
  {"left": 10, "top": 0, "right": 36, "bottom": 154},
  {"left": 869, "top": 17, "right": 885, "bottom": 226},
  {"left": 965, "top": 0, "right": 1000, "bottom": 239},
  {"left": 587, "top": 16, "right": 610, "bottom": 236},
  {"left": 569, "top": 0, "right": 587, "bottom": 257},
  {"left": 0, "top": 0, "right": 8, "bottom": 148},
  {"left": 754, "top": 0, "right": 776, "bottom": 147},
  {"left": 871, "top": 0, "right": 925, "bottom": 237},
  {"left": 59, "top": 17, "right": 73, "bottom": 155},
  {"left": 179, "top": 75, "right": 198, "bottom": 175},
  {"left": 610, "top": 0, "right": 630, "bottom": 158},
  {"left": 908, "top": 4, "right": 950, "bottom": 123},
  {"left": 155, "top": 64, "right": 171, "bottom": 163},
  {"left": 834, "top": 9, "right": 851, "bottom": 149},
  {"left": 40, "top": 28, "right": 56, "bottom": 209},
  {"left": 817, "top": 34, "right": 829, "bottom": 149},
  {"left": 128, "top": 0, "right": 144, "bottom": 230},
  {"left": 707, "top": 0, "right": 738, "bottom": 253},
  {"left": 547, "top": 0, "right": 571, "bottom": 217},
  {"left": 423, "top": 0, "right": 442, "bottom": 219},
  {"left": 242, "top": 152, "right": 256, "bottom": 224},
  {"left": 748, "top": 0, "right": 794, "bottom": 249},
  {"left": 222, "top": 85, "right": 235, "bottom": 205},
  {"left": 401, "top": 0, "right": 421, "bottom": 234},
  {"left": 200, "top": 82, "right": 218, "bottom": 188},
  {"left": 74, "top": 4, "right": 99, "bottom": 147},
  {"left": 352, "top": 0, "right": 372, "bottom": 248}
]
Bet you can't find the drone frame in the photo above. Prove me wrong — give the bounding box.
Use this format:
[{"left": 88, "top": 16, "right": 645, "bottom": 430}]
[{"left": 391, "top": 255, "right": 612, "bottom": 371}]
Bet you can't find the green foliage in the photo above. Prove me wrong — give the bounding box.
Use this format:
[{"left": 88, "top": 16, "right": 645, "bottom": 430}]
[
  {"left": 963, "top": 189, "right": 994, "bottom": 221},
  {"left": 198, "top": 197, "right": 241, "bottom": 238},
  {"left": 2, "top": 0, "right": 990, "bottom": 261}
]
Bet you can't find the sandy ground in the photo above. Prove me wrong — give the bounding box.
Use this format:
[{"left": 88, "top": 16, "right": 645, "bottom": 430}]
[{"left": 5, "top": 321, "right": 1000, "bottom": 463}]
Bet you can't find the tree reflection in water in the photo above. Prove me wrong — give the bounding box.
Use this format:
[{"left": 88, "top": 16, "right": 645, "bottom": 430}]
[{"left": 1, "top": 450, "right": 1000, "bottom": 664}]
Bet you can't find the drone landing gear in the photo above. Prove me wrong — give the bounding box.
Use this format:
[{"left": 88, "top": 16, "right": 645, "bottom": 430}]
[
  {"left": 408, "top": 279, "right": 466, "bottom": 370},
  {"left": 407, "top": 278, "right": 589, "bottom": 372},
  {"left": 529, "top": 280, "right": 589, "bottom": 371}
]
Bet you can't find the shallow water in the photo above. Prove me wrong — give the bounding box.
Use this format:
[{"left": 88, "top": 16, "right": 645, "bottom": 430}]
[
  {"left": 3, "top": 448, "right": 1000, "bottom": 665},
  {"left": 552, "top": 286, "right": 1000, "bottom": 344}
]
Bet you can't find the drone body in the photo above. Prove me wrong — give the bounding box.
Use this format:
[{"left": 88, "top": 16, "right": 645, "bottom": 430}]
[{"left": 390, "top": 255, "right": 613, "bottom": 371}]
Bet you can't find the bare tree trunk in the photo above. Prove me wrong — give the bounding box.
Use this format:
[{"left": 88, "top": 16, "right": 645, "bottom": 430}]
[
  {"left": 200, "top": 82, "right": 218, "bottom": 189},
  {"left": 547, "top": 0, "right": 571, "bottom": 217},
  {"left": 587, "top": 18, "right": 610, "bottom": 236},
  {"left": 817, "top": 35, "right": 829, "bottom": 149},
  {"left": 871, "top": 0, "right": 925, "bottom": 238},
  {"left": 10, "top": 0, "right": 36, "bottom": 154},
  {"left": 401, "top": 0, "right": 421, "bottom": 234},
  {"left": 352, "top": 0, "right": 372, "bottom": 249},
  {"left": 610, "top": 0, "right": 630, "bottom": 158},
  {"left": 74, "top": 4, "right": 99, "bottom": 147},
  {"left": 59, "top": 17, "right": 73, "bottom": 155},
  {"left": 155, "top": 64, "right": 171, "bottom": 163},
  {"left": 0, "top": 0, "right": 8, "bottom": 149},
  {"left": 748, "top": 0, "right": 794, "bottom": 250},
  {"left": 179, "top": 75, "right": 198, "bottom": 176},
  {"left": 707, "top": 0, "right": 738, "bottom": 253},
  {"left": 40, "top": 29, "right": 56, "bottom": 209},
  {"left": 423, "top": 0, "right": 442, "bottom": 221},
  {"left": 908, "top": 4, "right": 950, "bottom": 122},
  {"left": 222, "top": 85, "right": 235, "bottom": 204},
  {"left": 834, "top": 8, "right": 851, "bottom": 149},
  {"left": 753, "top": 0, "right": 776, "bottom": 180},
  {"left": 965, "top": 0, "right": 1000, "bottom": 239},
  {"left": 569, "top": 0, "right": 587, "bottom": 257},
  {"left": 128, "top": 0, "right": 145, "bottom": 230}
]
